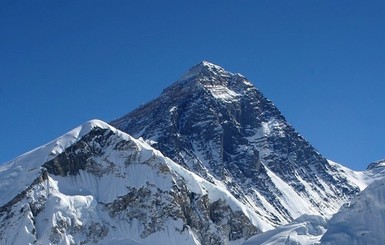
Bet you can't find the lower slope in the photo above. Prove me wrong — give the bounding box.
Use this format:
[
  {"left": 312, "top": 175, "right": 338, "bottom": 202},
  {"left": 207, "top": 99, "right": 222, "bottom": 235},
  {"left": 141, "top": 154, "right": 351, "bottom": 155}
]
[
  {"left": 243, "top": 214, "right": 327, "bottom": 245},
  {"left": 321, "top": 177, "right": 385, "bottom": 245}
]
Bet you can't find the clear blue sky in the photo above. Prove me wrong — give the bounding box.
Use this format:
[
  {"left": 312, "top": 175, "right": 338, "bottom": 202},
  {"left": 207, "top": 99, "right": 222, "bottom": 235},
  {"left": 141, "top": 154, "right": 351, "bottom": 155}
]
[{"left": 1, "top": 0, "right": 384, "bottom": 170}]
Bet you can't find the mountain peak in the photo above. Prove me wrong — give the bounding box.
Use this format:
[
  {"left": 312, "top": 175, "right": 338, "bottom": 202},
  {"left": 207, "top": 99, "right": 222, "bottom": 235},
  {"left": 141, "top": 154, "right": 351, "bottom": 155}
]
[
  {"left": 111, "top": 62, "right": 362, "bottom": 231},
  {"left": 177, "top": 60, "right": 243, "bottom": 84},
  {"left": 198, "top": 60, "right": 225, "bottom": 71},
  {"left": 161, "top": 61, "right": 249, "bottom": 99}
]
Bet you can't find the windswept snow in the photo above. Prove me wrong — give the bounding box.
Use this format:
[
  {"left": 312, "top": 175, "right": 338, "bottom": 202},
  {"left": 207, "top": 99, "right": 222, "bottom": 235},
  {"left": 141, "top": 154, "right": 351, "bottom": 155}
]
[
  {"left": 244, "top": 214, "right": 327, "bottom": 245},
  {"left": 177, "top": 61, "right": 234, "bottom": 82},
  {"left": 327, "top": 160, "right": 370, "bottom": 191},
  {"left": 265, "top": 166, "right": 320, "bottom": 218},
  {"left": 207, "top": 85, "right": 240, "bottom": 103},
  {"left": 0, "top": 120, "right": 115, "bottom": 207},
  {"left": 0, "top": 119, "right": 267, "bottom": 244},
  {"left": 166, "top": 158, "right": 274, "bottom": 232},
  {"left": 321, "top": 178, "right": 385, "bottom": 245}
]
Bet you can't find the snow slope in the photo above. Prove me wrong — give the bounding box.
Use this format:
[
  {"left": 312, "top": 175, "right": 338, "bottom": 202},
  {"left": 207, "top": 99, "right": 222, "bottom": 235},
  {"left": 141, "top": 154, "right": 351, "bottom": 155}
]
[
  {"left": 0, "top": 120, "right": 263, "bottom": 244},
  {"left": 321, "top": 177, "right": 385, "bottom": 245},
  {"left": 243, "top": 214, "right": 327, "bottom": 245},
  {"left": 0, "top": 120, "right": 112, "bottom": 207}
]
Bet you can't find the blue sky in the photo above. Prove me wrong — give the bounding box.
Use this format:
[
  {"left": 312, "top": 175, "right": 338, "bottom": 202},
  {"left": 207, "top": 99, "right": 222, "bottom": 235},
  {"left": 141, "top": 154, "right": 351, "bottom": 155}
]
[{"left": 0, "top": 0, "right": 384, "bottom": 170}]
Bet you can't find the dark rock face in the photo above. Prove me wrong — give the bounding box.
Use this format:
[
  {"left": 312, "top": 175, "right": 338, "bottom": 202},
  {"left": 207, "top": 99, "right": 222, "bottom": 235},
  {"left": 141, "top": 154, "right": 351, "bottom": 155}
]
[
  {"left": 112, "top": 61, "right": 360, "bottom": 225},
  {"left": 43, "top": 128, "right": 113, "bottom": 177}
]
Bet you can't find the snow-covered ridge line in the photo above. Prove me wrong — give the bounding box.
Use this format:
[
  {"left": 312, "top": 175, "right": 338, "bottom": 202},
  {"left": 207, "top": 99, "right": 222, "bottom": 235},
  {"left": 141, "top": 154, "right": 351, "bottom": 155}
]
[
  {"left": 1, "top": 117, "right": 268, "bottom": 244},
  {"left": 0, "top": 119, "right": 124, "bottom": 206},
  {"left": 327, "top": 159, "right": 385, "bottom": 192},
  {"left": 326, "top": 160, "right": 369, "bottom": 191},
  {"left": 367, "top": 158, "right": 385, "bottom": 170},
  {"left": 1, "top": 119, "right": 112, "bottom": 167},
  {"left": 201, "top": 60, "right": 227, "bottom": 71},
  {"left": 1, "top": 117, "right": 263, "bottom": 226}
]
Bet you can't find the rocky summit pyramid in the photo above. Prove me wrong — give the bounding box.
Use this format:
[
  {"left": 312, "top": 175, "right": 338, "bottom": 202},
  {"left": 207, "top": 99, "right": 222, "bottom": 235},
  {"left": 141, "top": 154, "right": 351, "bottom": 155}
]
[
  {"left": 0, "top": 61, "right": 378, "bottom": 245},
  {"left": 111, "top": 61, "right": 361, "bottom": 225}
]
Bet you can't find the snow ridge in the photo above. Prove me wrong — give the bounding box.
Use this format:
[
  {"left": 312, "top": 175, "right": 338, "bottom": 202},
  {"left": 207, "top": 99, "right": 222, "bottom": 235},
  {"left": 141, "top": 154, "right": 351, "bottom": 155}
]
[
  {"left": 0, "top": 120, "right": 114, "bottom": 207},
  {"left": 0, "top": 120, "right": 261, "bottom": 244}
]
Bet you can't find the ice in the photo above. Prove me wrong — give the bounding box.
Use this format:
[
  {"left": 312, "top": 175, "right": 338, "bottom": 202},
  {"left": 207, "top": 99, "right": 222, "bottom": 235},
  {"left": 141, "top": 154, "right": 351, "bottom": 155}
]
[
  {"left": 321, "top": 178, "right": 385, "bottom": 244},
  {"left": 244, "top": 214, "right": 327, "bottom": 245}
]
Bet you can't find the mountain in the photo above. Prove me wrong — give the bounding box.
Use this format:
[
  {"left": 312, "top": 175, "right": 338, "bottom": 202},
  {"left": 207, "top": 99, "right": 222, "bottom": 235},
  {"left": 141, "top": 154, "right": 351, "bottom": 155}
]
[
  {"left": 111, "top": 61, "right": 363, "bottom": 227},
  {"left": 0, "top": 120, "right": 260, "bottom": 244},
  {"left": 0, "top": 61, "right": 379, "bottom": 244}
]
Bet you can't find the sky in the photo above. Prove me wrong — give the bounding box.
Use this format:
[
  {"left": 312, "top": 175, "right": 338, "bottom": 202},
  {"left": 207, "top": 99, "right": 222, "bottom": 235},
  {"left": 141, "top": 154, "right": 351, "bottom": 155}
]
[{"left": 0, "top": 0, "right": 384, "bottom": 170}]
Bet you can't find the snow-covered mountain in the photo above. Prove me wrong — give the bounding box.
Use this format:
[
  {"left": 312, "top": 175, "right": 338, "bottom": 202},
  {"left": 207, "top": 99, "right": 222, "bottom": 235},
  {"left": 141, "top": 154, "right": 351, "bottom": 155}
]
[
  {"left": 0, "top": 120, "right": 260, "bottom": 244},
  {"left": 1, "top": 61, "right": 383, "bottom": 244},
  {"left": 112, "top": 61, "right": 363, "bottom": 227}
]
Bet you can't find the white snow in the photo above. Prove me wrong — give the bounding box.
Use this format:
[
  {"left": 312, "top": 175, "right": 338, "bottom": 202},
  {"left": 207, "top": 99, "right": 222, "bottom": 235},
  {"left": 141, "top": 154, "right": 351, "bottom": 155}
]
[
  {"left": 327, "top": 160, "right": 370, "bottom": 191},
  {"left": 377, "top": 161, "right": 385, "bottom": 167},
  {"left": 54, "top": 164, "right": 173, "bottom": 204},
  {"left": 0, "top": 119, "right": 275, "bottom": 244},
  {"left": 0, "top": 119, "right": 117, "bottom": 207},
  {"left": 265, "top": 165, "right": 320, "bottom": 219},
  {"left": 207, "top": 85, "right": 240, "bottom": 103},
  {"left": 0, "top": 119, "right": 164, "bottom": 206},
  {"left": 177, "top": 61, "right": 233, "bottom": 83},
  {"left": 243, "top": 214, "right": 327, "bottom": 245},
  {"left": 321, "top": 177, "right": 385, "bottom": 245},
  {"left": 165, "top": 157, "right": 274, "bottom": 231}
]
